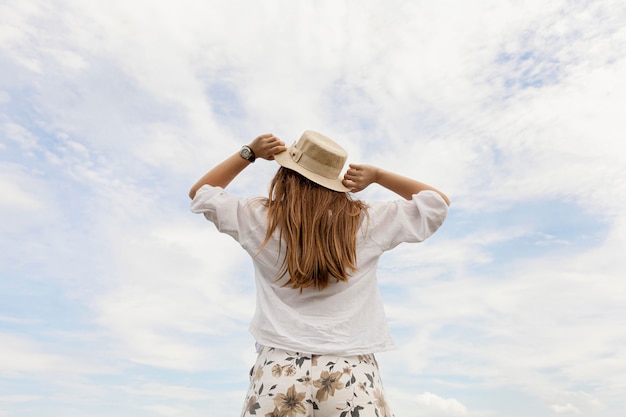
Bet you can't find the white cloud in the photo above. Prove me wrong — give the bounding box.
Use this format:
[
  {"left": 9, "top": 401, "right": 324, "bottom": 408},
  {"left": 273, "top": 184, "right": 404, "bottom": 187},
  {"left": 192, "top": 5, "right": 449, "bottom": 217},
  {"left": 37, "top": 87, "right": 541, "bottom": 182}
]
[
  {"left": 0, "top": 395, "right": 43, "bottom": 403},
  {"left": 2, "top": 122, "right": 40, "bottom": 150},
  {"left": 92, "top": 219, "right": 258, "bottom": 371},
  {"left": 0, "top": 173, "right": 42, "bottom": 211},
  {"left": 415, "top": 392, "right": 469, "bottom": 416},
  {"left": 380, "top": 226, "right": 626, "bottom": 411},
  {"left": 121, "top": 383, "right": 211, "bottom": 401},
  {"left": 387, "top": 389, "right": 469, "bottom": 417},
  {"left": 141, "top": 404, "right": 205, "bottom": 417},
  {"left": 546, "top": 390, "right": 606, "bottom": 415},
  {"left": 0, "top": 333, "right": 111, "bottom": 376},
  {"left": 551, "top": 403, "right": 581, "bottom": 415},
  {"left": 45, "top": 48, "right": 89, "bottom": 71}
]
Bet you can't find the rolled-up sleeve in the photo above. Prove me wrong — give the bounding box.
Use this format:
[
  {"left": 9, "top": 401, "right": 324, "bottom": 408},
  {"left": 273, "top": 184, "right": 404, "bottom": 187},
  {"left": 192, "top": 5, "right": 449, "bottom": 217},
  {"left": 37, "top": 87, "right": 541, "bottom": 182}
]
[
  {"left": 190, "top": 184, "right": 245, "bottom": 242},
  {"left": 368, "top": 190, "right": 448, "bottom": 250}
]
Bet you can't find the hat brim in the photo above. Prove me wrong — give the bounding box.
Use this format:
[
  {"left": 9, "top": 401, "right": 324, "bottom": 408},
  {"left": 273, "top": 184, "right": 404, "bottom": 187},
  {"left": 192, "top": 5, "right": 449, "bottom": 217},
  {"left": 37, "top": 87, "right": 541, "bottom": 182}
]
[{"left": 274, "top": 150, "right": 351, "bottom": 193}]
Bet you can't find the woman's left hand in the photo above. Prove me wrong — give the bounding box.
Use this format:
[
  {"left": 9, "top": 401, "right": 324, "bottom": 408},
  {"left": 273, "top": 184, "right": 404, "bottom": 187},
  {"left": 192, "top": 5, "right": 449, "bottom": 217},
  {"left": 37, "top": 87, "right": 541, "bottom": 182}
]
[{"left": 249, "top": 134, "right": 288, "bottom": 160}]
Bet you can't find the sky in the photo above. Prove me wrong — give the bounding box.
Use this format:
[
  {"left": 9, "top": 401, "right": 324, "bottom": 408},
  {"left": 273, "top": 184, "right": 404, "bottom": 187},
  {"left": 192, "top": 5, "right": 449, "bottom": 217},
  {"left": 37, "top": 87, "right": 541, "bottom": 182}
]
[{"left": 1, "top": 0, "right": 625, "bottom": 416}]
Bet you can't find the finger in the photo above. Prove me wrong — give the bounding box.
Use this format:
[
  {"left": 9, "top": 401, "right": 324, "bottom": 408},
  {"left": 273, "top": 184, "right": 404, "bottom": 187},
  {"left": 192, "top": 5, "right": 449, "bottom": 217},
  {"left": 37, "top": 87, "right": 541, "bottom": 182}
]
[
  {"left": 271, "top": 144, "right": 287, "bottom": 153},
  {"left": 266, "top": 139, "right": 284, "bottom": 150},
  {"left": 343, "top": 179, "right": 359, "bottom": 188},
  {"left": 255, "top": 134, "right": 271, "bottom": 142}
]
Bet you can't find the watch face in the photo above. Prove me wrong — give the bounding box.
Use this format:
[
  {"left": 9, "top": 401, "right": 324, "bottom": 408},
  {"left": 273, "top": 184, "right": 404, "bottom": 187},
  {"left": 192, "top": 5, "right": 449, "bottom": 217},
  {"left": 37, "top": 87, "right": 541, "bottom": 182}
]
[{"left": 241, "top": 147, "right": 252, "bottom": 159}]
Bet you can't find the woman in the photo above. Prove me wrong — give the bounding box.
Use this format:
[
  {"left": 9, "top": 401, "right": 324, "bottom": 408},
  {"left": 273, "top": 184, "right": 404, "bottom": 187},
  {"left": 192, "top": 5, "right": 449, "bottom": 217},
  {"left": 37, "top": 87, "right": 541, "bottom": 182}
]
[{"left": 189, "top": 131, "right": 449, "bottom": 417}]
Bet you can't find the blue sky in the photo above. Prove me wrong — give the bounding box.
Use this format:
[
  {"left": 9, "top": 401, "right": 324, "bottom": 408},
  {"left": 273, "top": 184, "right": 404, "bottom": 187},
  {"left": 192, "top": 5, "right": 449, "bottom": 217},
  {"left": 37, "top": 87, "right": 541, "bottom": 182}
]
[{"left": 1, "top": 0, "right": 626, "bottom": 416}]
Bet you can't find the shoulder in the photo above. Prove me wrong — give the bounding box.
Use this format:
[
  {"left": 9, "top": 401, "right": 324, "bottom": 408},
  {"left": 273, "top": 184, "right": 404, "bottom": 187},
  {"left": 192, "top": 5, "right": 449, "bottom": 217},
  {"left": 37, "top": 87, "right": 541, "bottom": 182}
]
[
  {"left": 191, "top": 185, "right": 266, "bottom": 216},
  {"left": 190, "top": 185, "right": 235, "bottom": 212},
  {"left": 362, "top": 191, "right": 448, "bottom": 249},
  {"left": 366, "top": 190, "right": 448, "bottom": 216}
]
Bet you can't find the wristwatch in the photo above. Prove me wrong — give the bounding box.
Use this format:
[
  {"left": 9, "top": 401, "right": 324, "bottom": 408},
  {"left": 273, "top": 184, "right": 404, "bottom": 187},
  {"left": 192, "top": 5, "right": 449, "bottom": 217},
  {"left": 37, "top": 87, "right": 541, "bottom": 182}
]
[{"left": 240, "top": 145, "right": 256, "bottom": 163}]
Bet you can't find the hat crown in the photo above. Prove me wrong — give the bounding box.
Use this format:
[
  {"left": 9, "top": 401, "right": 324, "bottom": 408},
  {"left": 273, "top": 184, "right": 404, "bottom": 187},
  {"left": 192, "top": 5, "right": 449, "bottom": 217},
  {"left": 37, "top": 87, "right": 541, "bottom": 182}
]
[
  {"left": 290, "top": 131, "right": 347, "bottom": 179},
  {"left": 274, "top": 130, "right": 351, "bottom": 192}
]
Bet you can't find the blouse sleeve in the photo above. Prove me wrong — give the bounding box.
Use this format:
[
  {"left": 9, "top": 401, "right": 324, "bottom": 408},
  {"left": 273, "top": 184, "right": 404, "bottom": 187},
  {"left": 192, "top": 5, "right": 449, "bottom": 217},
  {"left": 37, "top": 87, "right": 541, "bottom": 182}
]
[
  {"left": 190, "top": 184, "right": 250, "bottom": 243},
  {"left": 367, "top": 190, "right": 449, "bottom": 251}
]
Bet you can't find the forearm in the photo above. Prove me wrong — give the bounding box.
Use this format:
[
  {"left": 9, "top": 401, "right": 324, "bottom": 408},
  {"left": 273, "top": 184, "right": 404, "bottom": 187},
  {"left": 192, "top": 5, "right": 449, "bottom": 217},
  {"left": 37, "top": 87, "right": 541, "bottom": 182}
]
[
  {"left": 188, "top": 153, "right": 250, "bottom": 199},
  {"left": 189, "top": 134, "right": 287, "bottom": 199},
  {"left": 376, "top": 168, "right": 450, "bottom": 205}
]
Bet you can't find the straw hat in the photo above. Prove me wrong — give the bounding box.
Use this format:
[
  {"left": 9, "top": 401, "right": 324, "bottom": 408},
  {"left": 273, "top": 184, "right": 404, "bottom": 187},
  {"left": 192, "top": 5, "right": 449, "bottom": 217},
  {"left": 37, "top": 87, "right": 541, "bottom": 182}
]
[{"left": 274, "top": 130, "right": 351, "bottom": 192}]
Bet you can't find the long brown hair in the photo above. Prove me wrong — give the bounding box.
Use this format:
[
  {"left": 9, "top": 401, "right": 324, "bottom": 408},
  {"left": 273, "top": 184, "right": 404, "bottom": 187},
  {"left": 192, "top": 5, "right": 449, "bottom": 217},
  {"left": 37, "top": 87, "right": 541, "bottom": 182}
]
[{"left": 258, "top": 167, "right": 368, "bottom": 290}]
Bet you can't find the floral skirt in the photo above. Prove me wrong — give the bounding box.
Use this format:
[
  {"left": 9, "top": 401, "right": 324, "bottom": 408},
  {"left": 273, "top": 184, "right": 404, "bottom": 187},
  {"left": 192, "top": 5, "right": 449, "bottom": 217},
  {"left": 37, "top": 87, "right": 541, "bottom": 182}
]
[{"left": 240, "top": 346, "right": 394, "bottom": 417}]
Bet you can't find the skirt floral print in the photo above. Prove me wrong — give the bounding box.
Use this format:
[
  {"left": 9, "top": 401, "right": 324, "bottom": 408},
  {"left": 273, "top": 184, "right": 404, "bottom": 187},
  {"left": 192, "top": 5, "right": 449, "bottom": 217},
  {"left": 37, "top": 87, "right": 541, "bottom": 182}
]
[{"left": 240, "top": 346, "right": 394, "bottom": 417}]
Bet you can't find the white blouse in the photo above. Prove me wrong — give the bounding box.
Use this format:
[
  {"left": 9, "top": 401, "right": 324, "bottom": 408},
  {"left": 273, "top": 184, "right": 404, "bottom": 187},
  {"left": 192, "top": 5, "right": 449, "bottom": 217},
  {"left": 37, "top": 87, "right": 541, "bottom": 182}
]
[{"left": 191, "top": 184, "right": 448, "bottom": 355}]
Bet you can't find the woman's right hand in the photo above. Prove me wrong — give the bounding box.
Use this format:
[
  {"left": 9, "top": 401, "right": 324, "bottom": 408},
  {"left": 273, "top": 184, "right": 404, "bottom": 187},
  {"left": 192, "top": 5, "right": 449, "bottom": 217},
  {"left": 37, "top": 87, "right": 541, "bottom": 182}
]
[
  {"left": 343, "top": 164, "right": 450, "bottom": 203},
  {"left": 249, "top": 134, "right": 288, "bottom": 161}
]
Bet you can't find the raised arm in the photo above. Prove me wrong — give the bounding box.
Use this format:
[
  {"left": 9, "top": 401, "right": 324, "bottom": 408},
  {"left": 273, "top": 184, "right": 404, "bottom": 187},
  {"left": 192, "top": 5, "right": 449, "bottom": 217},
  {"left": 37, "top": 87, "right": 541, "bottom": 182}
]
[
  {"left": 188, "top": 134, "right": 287, "bottom": 199},
  {"left": 343, "top": 164, "right": 450, "bottom": 206}
]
